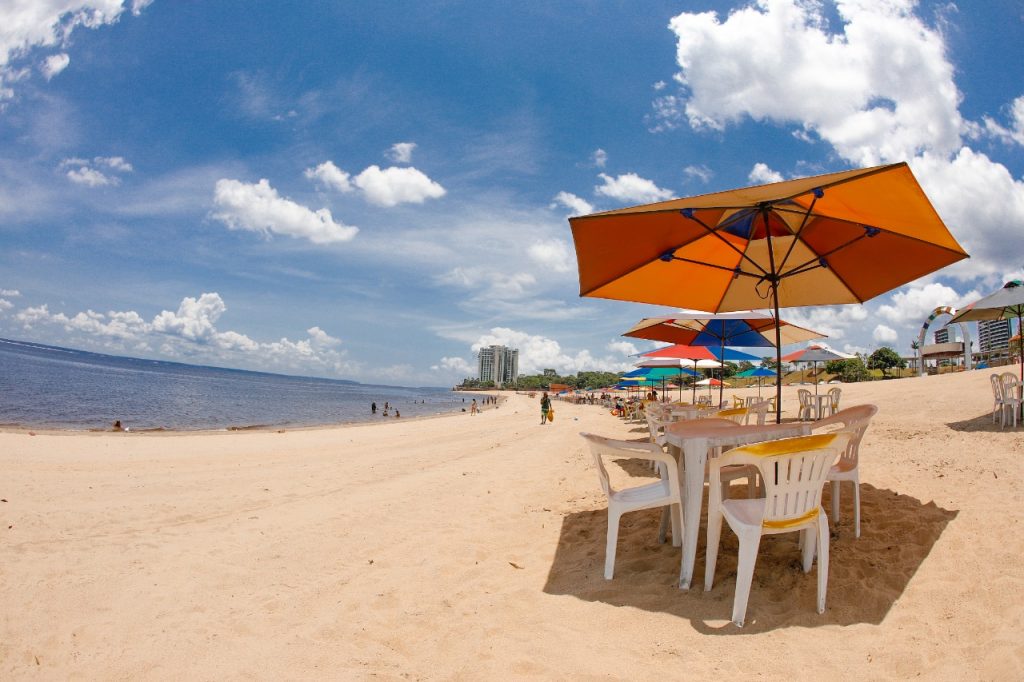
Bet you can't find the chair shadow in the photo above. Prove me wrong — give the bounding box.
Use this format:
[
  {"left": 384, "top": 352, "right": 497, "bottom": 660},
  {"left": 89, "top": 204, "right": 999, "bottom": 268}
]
[
  {"left": 543, "top": 483, "right": 958, "bottom": 633},
  {"left": 946, "top": 412, "right": 1021, "bottom": 432}
]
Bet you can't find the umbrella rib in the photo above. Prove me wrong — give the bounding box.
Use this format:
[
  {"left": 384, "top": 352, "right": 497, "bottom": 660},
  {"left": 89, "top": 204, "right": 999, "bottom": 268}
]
[
  {"left": 677, "top": 211, "right": 771, "bottom": 279},
  {"left": 775, "top": 190, "right": 821, "bottom": 276}
]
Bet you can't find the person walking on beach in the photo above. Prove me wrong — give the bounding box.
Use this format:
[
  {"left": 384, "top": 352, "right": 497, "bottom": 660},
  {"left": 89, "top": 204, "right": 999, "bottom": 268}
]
[
  {"left": 470, "top": 399, "right": 478, "bottom": 415},
  {"left": 540, "top": 392, "right": 551, "bottom": 425}
]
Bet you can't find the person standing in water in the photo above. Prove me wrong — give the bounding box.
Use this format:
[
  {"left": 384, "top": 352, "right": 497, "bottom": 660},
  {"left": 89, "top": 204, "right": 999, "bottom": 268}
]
[{"left": 371, "top": 402, "right": 377, "bottom": 414}]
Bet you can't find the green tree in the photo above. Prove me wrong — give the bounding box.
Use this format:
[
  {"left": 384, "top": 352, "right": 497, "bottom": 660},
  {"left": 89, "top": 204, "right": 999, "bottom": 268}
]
[
  {"left": 833, "top": 357, "right": 870, "bottom": 383},
  {"left": 867, "top": 346, "right": 905, "bottom": 378}
]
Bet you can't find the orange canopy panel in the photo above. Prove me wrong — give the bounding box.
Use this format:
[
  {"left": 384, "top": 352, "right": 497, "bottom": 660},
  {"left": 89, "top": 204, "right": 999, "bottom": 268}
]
[{"left": 570, "top": 162, "right": 968, "bottom": 312}]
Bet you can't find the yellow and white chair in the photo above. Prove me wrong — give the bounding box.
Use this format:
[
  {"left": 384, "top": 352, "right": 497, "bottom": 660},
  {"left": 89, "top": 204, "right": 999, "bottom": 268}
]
[
  {"left": 704, "top": 432, "right": 852, "bottom": 626},
  {"left": 797, "top": 388, "right": 817, "bottom": 420},
  {"left": 579, "top": 433, "right": 683, "bottom": 579}
]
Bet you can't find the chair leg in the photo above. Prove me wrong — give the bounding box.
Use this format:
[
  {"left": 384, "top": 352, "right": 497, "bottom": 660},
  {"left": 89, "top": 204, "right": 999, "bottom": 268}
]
[
  {"left": 831, "top": 480, "right": 841, "bottom": 524},
  {"left": 853, "top": 479, "right": 861, "bottom": 538},
  {"left": 731, "top": 530, "right": 761, "bottom": 627},
  {"left": 670, "top": 502, "right": 682, "bottom": 548},
  {"left": 658, "top": 506, "right": 669, "bottom": 544},
  {"left": 703, "top": 510, "right": 724, "bottom": 592},
  {"left": 816, "top": 515, "right": 830, "bottom": 614},
  {"left": 801, "top": 527, "right": 817, "bottom": 573},
  {"left": 604, "top": 509, "right": 621, "bottom": 580}
]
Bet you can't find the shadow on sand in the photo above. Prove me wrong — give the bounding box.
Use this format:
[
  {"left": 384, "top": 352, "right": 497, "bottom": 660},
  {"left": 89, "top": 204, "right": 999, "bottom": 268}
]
[
  {"left": 543, "top": 483, "right": 957, "bottom": 633},
  {"left": 946, "top": 411, "right": 1022, "bottom": 432}
]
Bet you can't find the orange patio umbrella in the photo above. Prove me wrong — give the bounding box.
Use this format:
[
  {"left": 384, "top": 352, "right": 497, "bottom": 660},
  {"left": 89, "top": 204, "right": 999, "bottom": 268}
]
[{"left": 570, "top": 162, "right": 969, "bottom": 420}]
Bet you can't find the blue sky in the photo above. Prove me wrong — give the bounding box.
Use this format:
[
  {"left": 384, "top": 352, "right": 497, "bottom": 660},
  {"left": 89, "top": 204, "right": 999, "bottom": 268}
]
[{"left": 1, "top": 1, "right": 1022, "bottom": 386}]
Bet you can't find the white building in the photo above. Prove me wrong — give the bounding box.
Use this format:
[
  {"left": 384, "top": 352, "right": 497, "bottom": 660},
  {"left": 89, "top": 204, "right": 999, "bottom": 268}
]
[
  {"left": 477, "top": 345, "right": 519, "bottom": 386},
  {"left": 978, "top": 319, "right": 1011, "bottom": 353}
]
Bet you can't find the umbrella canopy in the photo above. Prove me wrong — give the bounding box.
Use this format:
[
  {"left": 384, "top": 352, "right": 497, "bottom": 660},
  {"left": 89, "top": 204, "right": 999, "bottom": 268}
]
[
  {"left": 695, "top": 378, "right": 725, "bottom": 386},
  {"left": 623, "top": 310, "right": 825, "bottom": 415},
  {"left": 737, "top": 367, "right": 776, "bottom": 378},
  {"left": 636, "top": 348, "right": 722, "bottom": 402},
  {"left": 950, "top": 280, "right": 1024, "bottom": 415},
  {"left": 628, "top": 362, "right": 700, "bottom": 401},
  {"left": 781, "top": 343, "right": 855, "bottom": 394},
  {"left": 572, "top": 162, "right": 968, "bottom": 420}
]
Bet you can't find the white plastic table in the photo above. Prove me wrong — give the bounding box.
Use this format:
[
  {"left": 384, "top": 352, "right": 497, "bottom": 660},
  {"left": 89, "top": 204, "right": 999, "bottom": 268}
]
[{"left": 663, "top": 420, "right": 812, "bottom": 589}]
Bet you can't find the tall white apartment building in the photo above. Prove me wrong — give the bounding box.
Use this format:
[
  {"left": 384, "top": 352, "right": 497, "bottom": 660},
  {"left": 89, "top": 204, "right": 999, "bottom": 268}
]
[
  {"left": 477, "top": 345, "right": 519, "bottom": 386},
  {"left": 978, "top": 318, "right": 1011, "bottom": 353}
]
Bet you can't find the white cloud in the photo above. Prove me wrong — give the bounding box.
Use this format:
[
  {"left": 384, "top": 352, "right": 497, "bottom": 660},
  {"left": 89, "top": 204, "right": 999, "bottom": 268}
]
[
  {"left": 910, "top": 149, "right": 1024, "bottom": 280},
  {"left": 432, "top": 356, "right": 474, "bottom": 375},
  {"left": 1, "top": 288, "right": 22, "bottom": 296},
  {"left": 666, "top": 0, "right": 964, "bottom": 165},
  {"left": 211, "top": 178, "right": 359, "bottom": 244},
  {"left": 748, "top": 162, "right": 784, "bottom": 184},
  {"left": 7, "top": 291, "right": 358, "bottom": 378},
  {"left": 470, "top": 327, "right": 635, "bottom": 375},
  {"left": 873, "top": 324, "right": 898, "bottom": 343},
  {"left": 353, "top": 165, "right": 446, "bottom": 207},
  {"left": 607, "top": 340, "right": 638, "bottom": 356},
  {"left": 0, "top": 1, "right": 151, "bottom": 102},
  {"left": 304, "top": 161, "right": 353, "bottom": 192},
  {"left": 41, "top": 52, "right": 69, "bottom": 79},
  {"left": 981, "top": 96, "right": 1024, "bottom": 147},
  {"left": 876, "top": 281, "right": 977, "bottom": 325},
  {"left": 592, "top": 148, "right": 608, "bottom": 168},
  {"left": 67, "top": 165, "right": 115, "bottom": 186},
  {"left": 682, "top": 165, "right": 713, "bottom": 183},
  {"left": 436, "top": 266, "right": 537, "bottom": 301},
  {"left": 0, "top": 298, "right": 13, "bottom": 312},
  {"left": 595, "top": 172, "right": 673, "bottom": 204},
  {"left": 60, "top": 156, "right": 132, "bottom": 187},
  {"left": 527, "top": 239, "right": 573, "bottom": 274},
  {"left": 550, "top": 191, "right": 593, "bottom": 215},
  {"left": 386, "top": 142, "right": 417, "bottom": 164},
  {"left": 152, "top": 293, "right": 225, "bottom": 341}
]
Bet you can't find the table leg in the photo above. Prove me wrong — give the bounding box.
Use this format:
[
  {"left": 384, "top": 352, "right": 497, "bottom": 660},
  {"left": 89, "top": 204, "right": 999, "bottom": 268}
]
[{"left": 678, "top": 437, "right": 708, "bottom": 590}]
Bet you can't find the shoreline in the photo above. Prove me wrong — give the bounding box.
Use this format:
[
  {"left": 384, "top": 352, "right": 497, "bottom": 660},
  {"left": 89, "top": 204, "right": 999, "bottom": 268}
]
[{"left": 0, "top": 394, "right": 507, "bottom": 437}]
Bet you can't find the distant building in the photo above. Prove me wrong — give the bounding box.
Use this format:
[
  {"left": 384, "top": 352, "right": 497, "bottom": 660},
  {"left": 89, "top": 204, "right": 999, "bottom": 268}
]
[
  {"left": 477, "top": 345, "right": 519, "bottom": 387},
  {"left": 978, "top": 319, "right": 1011, "bottom": 353},
  {"left": 933, "top": 327, "right": 950, "bottom": 344}
]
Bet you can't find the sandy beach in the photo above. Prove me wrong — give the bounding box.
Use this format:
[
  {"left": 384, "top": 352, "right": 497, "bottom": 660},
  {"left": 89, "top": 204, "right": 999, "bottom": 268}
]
[{"left": 2, "top": 370, "right": 1023, "bottom": 679}]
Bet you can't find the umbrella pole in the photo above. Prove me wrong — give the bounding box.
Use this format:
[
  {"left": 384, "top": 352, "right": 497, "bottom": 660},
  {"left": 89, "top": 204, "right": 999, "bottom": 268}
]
[
  {"left": 814, "top": 360, "right": 818, "bottom": 396},
  {"left": 1019, "top": 312, "right": 1023, "bottom": 421},
  {"left": 691, "top": 361, "right": 697, "bottom": 404},
  {"left": 772, "top": 285, "right": 783, "bottom": 424},
  {"left": 719, "top": 339, "right": 725, "bottom": 408}
]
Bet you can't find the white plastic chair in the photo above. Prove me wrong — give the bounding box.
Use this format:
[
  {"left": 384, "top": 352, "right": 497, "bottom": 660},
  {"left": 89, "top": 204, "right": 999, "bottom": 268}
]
[
  {"left": 814, "top": 404, "right": 878, "bottom": 538},
  {"left": 579, "top": 433, "right": 683, "bottom": 579},
  {"left": 797, "top": 388, "right": 817, "bottom": 420},
  {"left": 990, "top": 374, "right": 1005, "bottom": 424},
  {"left": 821, "top": 387, "right": 841, "bottom": 418},
  {"left": 704, "top": 432, "right": 852, "bottom": 626},
  {"left": 998, "top": 373, "right": 1021, "bottom": 428}
]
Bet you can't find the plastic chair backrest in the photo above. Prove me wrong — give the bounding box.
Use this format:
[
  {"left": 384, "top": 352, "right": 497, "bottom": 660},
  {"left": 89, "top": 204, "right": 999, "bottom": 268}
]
[
  {"left": 580, "top": 432, "right": 677, "bottom": 496},
  {"left": 1000, "top": 372, "right": 1020, "bottom": 395},
  {"left": 813, "top": 404, "right": 878, "bottom": 469},
  {"left": 828, "top": 386, "right": 842, "bottom": 409},
  {"left": 722, "top": 432, "right": 852, "bottom": 528},
  {"left": 991, "top": 373, "right": 1004, "bottom": 400},
  {"left": 732, "top": 395, "right": 745, "bottom": 409}
]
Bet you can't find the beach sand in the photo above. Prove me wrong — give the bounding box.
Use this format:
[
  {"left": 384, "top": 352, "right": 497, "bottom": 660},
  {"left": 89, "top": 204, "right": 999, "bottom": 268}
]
[{"left": 2, "top": 370, "right": 1023, "bottom": 679}]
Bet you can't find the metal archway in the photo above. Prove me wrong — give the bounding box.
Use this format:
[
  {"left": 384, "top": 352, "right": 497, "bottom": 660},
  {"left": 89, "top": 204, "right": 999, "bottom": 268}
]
[{"left": 917, "top": 306, "right": 973, "bottom": 376}]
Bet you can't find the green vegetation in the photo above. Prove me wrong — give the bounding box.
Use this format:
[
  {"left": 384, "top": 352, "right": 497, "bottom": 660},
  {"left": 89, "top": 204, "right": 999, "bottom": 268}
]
[
  {"left": 867, "top": 346, "right": 906, "bottom": 378},
  {"left": 456, "top": 370, "right": 622, "bottom": 391}
]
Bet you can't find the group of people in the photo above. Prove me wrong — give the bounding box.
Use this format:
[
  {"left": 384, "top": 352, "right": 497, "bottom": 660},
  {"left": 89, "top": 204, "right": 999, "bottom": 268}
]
[{"left": 370, "top": 401, "right": 400, "bottom": 418}]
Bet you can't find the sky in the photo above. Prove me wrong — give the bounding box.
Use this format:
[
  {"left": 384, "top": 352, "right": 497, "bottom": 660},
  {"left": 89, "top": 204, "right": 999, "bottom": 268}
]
[{"left": 0, "top": 0, "right": 1022, "bottom": 386}]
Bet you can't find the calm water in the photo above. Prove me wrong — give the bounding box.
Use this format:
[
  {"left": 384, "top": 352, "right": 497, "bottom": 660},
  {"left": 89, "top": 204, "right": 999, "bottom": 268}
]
[{"left": 0, "top": 338, "right": 481, "bottom": 431}]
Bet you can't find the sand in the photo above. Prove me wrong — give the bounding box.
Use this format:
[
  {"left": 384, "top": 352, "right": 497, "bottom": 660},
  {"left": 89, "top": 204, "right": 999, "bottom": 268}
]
[{"left": 2, "top": 370, "right": 1023, "bottom": 680}]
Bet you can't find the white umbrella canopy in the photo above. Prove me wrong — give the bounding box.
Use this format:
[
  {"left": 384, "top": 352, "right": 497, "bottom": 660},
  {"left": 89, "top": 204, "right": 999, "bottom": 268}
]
[{"left": 781, "top": 343, "right": 854, "bottom": 394}]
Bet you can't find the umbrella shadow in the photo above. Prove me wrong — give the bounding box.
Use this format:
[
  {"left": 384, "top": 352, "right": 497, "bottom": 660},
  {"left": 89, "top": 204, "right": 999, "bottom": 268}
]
[{"left": 543, "top": 483, "right": 957, "bottom": 633}]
